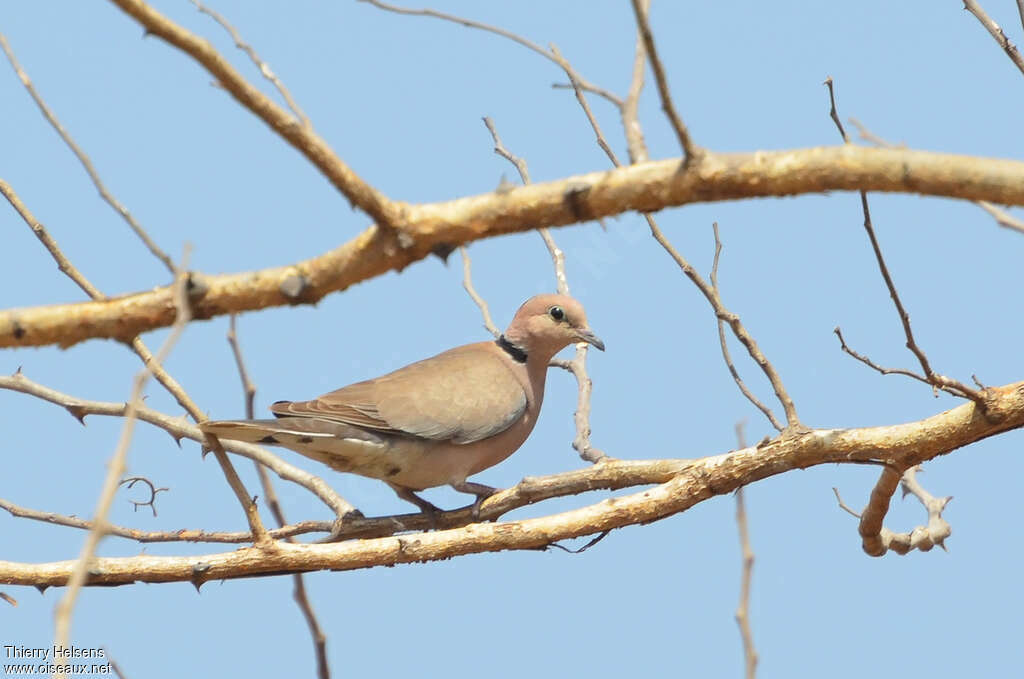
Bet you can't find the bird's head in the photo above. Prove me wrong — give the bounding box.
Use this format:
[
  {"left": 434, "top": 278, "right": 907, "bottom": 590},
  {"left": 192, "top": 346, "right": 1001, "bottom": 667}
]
[{"left": 501, "top": 294, "right": 604, "bottom": 363}]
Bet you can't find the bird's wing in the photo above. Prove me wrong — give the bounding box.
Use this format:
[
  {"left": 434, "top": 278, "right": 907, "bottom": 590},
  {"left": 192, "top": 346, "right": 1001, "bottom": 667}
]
[{"left": 269, "top": 343, "right": 527, "bottom": 444}]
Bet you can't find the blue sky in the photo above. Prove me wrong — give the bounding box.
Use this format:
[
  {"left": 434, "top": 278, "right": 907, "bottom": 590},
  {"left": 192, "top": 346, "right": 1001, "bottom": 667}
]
[{"left": 3, "top": 1, "right": 1024, "bottom": 677}]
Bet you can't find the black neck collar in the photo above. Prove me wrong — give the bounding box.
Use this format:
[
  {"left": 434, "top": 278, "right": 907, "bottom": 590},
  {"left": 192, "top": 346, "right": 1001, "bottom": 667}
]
[{"left": 496, "top": 335, "right": 528, "bottom": 363}]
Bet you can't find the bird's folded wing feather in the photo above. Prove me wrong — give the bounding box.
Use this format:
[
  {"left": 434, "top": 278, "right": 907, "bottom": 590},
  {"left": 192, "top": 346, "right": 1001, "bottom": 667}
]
[{"left": 269, "top": 343, "right": 527, "bottom": 444}]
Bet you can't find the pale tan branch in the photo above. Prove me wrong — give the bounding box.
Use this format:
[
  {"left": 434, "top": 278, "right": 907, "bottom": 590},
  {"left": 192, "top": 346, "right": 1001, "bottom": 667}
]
[
  {"left": 4, "top": 380, "right": 1023, "bottom": 587},
  {"left": 733, "top": 423, "right": 758, "bottom": 679},
  {"left": 2, "top": 455, "right": 697, "bottom": 545},
  {"left": 852, "top": 117, "right": 1024, "bottom": 236},
  {"left": 623, "top": 0, "right": 650, "bottom": 164},
  {"left": 857, "top": 464, "right": 904, "bottom": 557},
  {"left": 833, "top": 466, "right": 952, "bottom": 556},
  {"left": 735, "top": 486, "right": 758, "bottom": 679},
  {"left": 5, "top": 146, "right": 1024, "bottom": 350},
  {"left": 107, "top": 0, "right": 399, "bottom": 227}
]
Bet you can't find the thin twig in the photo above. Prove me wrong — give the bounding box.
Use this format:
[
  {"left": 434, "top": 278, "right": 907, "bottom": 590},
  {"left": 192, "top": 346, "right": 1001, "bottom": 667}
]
[
  {"left": 550, "top": 44, "right": 622, "bottom": 167},
  {"left": 0, "top": 33, "right": 175, "bottom": 274},
  {"left": 361, "top": 0, "right": 622, "bottom": 106},
  {"left": 0, "top": 180, "right": 105, "bottom": 299},
  {"left": 106, "top": 650, "right": 128, "bottom": 679},
  {"left": 120, "top": 476, "right": 169, "bottom": 517},
  {"left": 551, "top": 29, "right": 794, "bottom": 431},
  {"left": 227, "top": 315, "right": 258, "bottom": 418},
  {"left": 545, "top": 530, "right": 610, "bottom": 554},
  {"left": 977, "top": 200, "right": 1024, "bottom": 234},
  {"left": 649, "top": 219, "right": 801, "bottom": 428},
  {"left": 53, "top": 249, "right": 192, "bottom": 673},
  {"left": 825, "top": 81, "right": 984, "bottom": 403},
  {"left": 629, "top": 0, "right": 700, "bottom": 161},
  {"left": 482, "top": 116, "right": 531, "bottom": 183},
  {"left": 459, "top": 246, "right": 499, "bottom": 337},
  {"left": 190, "top": 0, "right": 313, "bottom": 130},
  {"left": 622, "top": 0, "right": 650, "bottom": 164},
  {"left": 480, "top": 116, "right": 604, "bottom": 461},
  {"left": 733, "top": 423, "right": 758, "bottom": 679},
  {"left": 1, "top": 179, "right": 274, "bottom": 538},
  {"left": 823, "top": 76, "right": 848, "bottom": 142},
  {"left": 225, "top": 316, "right": 330, "bottom": 679},
  {"left": 833, "top": 327, "right": 933, "bottom": 387},
  {"left": 0, "top": 371, "right": 356, "bottom": 518},
  {"left": 849, "top": 117, "right": 904, "bottom": 148},
  {"left": 963, "top": 0, "right": 1024, "bottom": 76},
  {"left": 712, "top": 225, "right": 784, "bottom": 432},
  {"left": 364, "top": 0, "right": 657, "bottom": 169},
  {"left": 0, "top": 495, "right": 328, "bottom": 543}
]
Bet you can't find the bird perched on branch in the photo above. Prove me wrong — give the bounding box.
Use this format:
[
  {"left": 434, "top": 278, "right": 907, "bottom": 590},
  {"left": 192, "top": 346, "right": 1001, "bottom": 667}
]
[{"left": 200, "top": 294, "right": 604, "bottom": 517}]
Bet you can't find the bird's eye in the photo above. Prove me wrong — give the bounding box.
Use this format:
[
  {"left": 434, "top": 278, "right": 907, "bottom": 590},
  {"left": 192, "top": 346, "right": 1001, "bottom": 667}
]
[{"left": 548, "top": 305, "right": 565, "bottom": 321}]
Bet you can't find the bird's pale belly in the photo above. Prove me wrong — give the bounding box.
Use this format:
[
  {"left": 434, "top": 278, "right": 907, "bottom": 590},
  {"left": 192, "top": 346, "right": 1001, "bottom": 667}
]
[{"left": 296, "top": 410, "right": 536, "bottom": 490}]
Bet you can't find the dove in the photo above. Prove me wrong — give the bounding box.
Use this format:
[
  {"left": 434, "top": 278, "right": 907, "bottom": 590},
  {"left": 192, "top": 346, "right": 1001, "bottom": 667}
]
[{"left": 199, "top": 294, "right": 603, "bottom": 516}]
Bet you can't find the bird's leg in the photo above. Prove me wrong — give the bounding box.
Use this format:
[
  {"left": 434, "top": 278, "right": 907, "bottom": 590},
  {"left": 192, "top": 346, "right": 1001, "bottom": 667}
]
[
  {"left": 451, "top": 481, "right": 499, "bottom": 521},
  {"left": 389, "top": 484, "right": 442, "bottom": 529}
]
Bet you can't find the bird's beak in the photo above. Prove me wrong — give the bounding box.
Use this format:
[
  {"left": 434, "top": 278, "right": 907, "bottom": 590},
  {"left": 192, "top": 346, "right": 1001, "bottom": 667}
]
[{"left": 575, "top": 328, "right": 605, "bottom": 351}]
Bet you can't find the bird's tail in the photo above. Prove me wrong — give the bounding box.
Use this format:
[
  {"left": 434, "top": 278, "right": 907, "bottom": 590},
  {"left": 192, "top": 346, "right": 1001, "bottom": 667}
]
[{"left": 199, "top": 419, "right": 303, "bottom": 444}]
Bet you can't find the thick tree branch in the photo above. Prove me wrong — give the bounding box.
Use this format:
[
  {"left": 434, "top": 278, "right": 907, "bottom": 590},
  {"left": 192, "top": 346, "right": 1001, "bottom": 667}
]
[
  {"left": 4, "top": 146, "right": 1022, "bottom": 350},
  {"left": 107, "top": 0, "right": 400, "bottom": 227},
  {"left": 3, "top": 380, "right": 1022, "bottom": 587}
]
